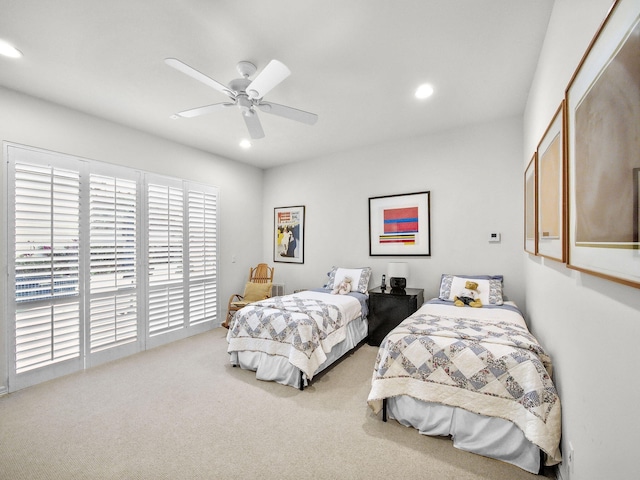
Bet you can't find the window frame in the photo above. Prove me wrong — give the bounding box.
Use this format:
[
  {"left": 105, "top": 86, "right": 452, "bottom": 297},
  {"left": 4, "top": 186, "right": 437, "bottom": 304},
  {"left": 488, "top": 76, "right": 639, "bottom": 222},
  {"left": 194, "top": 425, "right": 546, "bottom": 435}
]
[{"left": 6, "top": 142, "right": 219, "bottom": 392}]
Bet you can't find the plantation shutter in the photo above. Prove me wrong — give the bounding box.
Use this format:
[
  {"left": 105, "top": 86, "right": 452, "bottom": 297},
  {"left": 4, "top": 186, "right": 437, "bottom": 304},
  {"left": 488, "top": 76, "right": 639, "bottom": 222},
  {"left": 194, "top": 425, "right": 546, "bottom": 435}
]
[
  {"left": 187, "top": 187, "right": 218, "bottom": 325},
  {"left": 88, "top": 172, "right": 140, "bottom": 363},
  {"left": 147, "top": 180, "right": 185, "bottom": 337},
  {"left": 8, "top": 145, "right": 83, "bottom": 389},
  {"left": 7, "top": 143, "right": 219, "bottom": 392}
]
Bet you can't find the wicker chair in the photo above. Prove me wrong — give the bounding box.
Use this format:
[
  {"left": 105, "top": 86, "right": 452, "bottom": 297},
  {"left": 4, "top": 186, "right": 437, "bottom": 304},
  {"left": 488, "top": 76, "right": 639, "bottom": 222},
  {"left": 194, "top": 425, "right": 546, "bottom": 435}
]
[{"left": 223, "top": 263, "right": 275, "bottom": 328}]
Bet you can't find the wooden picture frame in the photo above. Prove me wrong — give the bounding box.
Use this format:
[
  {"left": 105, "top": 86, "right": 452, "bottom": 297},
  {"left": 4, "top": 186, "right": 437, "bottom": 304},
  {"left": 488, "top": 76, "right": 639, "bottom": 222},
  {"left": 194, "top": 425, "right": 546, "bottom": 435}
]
[
  {"left": 274, "top": 205, "right": 305, "bottom": 264},
  {"left": 635, "top": 168, "right": 640, "bottom": 243},
  {"left": 524, "top": 154, "right": 537, "bottom": 255},
  {"left": 536, "top": 101, "right": 566, "bottom": 262},
  {"left": 369, "top": 191, "right": 431, "bottom": 256},
  {"left": 565, "top": 0, "right": 640, "bottom": 288}
]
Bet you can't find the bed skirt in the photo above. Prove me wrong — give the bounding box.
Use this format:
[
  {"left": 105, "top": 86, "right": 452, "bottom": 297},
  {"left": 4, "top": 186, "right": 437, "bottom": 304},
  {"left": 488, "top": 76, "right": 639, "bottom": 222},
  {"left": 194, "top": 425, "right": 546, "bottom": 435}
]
[
  {"left": 229, "top": 317, "right": 368, "bottom": 389},
  {"left": 387, "top": 395, "right": 541, "bottom": 474}
]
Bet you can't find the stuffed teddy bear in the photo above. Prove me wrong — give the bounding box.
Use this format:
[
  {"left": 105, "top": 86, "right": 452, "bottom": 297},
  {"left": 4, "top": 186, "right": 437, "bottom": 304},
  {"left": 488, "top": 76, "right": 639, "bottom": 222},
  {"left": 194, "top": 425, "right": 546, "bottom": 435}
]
[
  {"left": 453, "top": 280, "right": 483, "bottom": 308},
  {"left": 332, "top": 276, "right": 352, "bottom": 295}
]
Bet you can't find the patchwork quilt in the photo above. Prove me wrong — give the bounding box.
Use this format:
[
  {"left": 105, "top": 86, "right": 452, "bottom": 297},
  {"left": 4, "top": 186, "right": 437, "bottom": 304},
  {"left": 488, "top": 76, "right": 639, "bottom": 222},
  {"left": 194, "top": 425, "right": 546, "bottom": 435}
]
[
  {"left": 227, "top": 293, "right": 357, "bottom": 379},
  {"left": 367, "top": 307, "right": 562, "bottom": 465}
]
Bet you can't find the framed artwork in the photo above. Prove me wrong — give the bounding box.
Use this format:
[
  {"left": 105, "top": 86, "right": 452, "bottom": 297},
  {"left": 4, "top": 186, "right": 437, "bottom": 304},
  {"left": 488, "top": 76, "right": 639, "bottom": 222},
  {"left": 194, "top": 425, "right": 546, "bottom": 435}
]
[
  {"left": 369, "top": 191, "right": 431, "bottom": 256},
  {"left": 565, "top": 0, "right": 640, "bottom": 288},
  {"left": 524, "top": 154, "right": 537, "bottom": 255},
  {"left": 274, "top": 205, "right": 304, "bottom": 264},
  {"left": 536, "top": 101, "right": 566, "bottom": 262},
  {"left": 635, "top": 168, "right": 640, "bottom": 243}
]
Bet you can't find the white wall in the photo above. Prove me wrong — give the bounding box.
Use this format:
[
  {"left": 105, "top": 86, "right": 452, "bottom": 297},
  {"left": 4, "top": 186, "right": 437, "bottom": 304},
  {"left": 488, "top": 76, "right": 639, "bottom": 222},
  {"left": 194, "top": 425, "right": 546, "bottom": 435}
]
[
  {"left": 524, "top": 1, "right": 640, "bottom": 479},
  {"left": 0, "top": 86, "right": 265, "bottom": 394},
  {"left": 263, "top": 116, "right": 526, "bottom": 306}
]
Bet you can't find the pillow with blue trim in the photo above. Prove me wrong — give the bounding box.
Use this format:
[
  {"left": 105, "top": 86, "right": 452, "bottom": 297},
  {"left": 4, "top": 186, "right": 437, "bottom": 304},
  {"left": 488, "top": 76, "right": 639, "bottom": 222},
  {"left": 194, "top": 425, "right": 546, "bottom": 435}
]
[
  {"left": 438, "top": 274, "right": 504, "bottom": 305},
  {"left": 325, "top": 266, "right": 372, "bottom": 294}
]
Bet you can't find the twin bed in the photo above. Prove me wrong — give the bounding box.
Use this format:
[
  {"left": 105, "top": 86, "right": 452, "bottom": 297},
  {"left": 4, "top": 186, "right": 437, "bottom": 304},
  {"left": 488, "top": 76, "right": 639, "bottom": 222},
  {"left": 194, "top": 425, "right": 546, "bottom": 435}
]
[
  {"left": 226, "top": 267, "right": 370, "bottom": 389},
  {"left": 367, "top": 274, "right": 562, "bottom": 474},
  {"left": 225, "top": 270, "right": 562, "bottom": 474}
]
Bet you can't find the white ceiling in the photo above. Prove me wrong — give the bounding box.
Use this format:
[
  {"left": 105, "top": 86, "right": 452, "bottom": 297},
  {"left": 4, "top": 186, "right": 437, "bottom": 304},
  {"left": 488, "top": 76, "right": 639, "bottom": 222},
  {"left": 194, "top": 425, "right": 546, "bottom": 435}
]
[{"left": 0, "top": 0, "right": 554, "bottom": 169}]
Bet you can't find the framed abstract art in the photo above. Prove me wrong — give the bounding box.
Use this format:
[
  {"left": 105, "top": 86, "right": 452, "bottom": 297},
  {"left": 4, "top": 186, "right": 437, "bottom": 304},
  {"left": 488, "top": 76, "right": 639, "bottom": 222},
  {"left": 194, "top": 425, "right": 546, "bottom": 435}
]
[{"left": 369, "top": 191, "right": 431, "bottom": 256}]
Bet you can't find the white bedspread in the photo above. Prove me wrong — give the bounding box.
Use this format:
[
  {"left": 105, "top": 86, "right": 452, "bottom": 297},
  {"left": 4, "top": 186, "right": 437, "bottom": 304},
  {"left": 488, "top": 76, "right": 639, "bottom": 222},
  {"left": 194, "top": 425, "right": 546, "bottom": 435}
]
[
  {"left": 367, "top": 301, "right": 562, "bottom": 466},
  {"left": 227, "top": 290, "right": 362, "bottom": 380}
]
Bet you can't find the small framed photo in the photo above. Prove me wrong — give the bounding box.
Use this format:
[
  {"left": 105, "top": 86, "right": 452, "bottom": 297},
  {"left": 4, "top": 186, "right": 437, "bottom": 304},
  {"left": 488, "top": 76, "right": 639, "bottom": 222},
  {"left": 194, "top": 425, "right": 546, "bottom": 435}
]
[
  {"left": 274, "top": 206, "right": 305, "bottom": 264},
  {"left": 369, "top": 191, "right": 431, "bottom": 256}
]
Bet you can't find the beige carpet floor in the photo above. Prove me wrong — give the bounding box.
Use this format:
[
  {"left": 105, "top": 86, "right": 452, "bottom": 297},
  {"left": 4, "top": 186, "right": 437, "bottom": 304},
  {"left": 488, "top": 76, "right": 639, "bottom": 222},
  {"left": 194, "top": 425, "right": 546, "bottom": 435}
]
[{"left": 0, "top": 328, "right": 555, "bottom": 479}]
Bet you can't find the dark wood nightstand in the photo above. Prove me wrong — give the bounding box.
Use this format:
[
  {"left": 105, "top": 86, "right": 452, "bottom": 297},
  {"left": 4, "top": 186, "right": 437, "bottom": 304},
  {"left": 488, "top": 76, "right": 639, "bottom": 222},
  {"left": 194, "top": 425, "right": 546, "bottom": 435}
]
[{"left": 367, "top": 287, "right": 424, "bottom": 346}]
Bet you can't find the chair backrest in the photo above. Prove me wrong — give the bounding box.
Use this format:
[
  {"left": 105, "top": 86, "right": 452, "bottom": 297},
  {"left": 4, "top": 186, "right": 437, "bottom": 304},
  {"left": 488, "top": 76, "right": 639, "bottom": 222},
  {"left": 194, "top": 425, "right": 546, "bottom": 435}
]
[{"left": 249, "top": 263, "right": 274, "bottom": 284}]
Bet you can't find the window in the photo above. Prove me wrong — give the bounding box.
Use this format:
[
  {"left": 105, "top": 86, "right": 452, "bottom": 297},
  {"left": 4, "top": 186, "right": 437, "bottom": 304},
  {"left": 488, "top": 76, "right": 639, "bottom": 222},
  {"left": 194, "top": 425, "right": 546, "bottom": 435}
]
[
  {"left": 6, "top": 143, "right": 218, "bottom": 391},
  {"left": 187, "top": 189, "right": 218, "bottom": 326},
  {"left": 11, "top": 150, "right": 82, "bottom": 382},
  {"left": 88, "top": 171, "right": 139, "bottom": 362},
  {"left": 147, "top": 181, "right": 185, "bottom": 336}
]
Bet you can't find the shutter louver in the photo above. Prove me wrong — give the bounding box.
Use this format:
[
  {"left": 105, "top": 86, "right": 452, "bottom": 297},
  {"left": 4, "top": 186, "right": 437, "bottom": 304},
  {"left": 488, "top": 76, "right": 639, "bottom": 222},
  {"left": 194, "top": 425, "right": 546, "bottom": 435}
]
[
  {"left": 188, "top": 189, "right": 218, "bottom": 325},
  {"left": 148, "top": 285, "right": 185, "bottom": 334},
  {"left": 89, "top": 293, "right": 137, "bottom": 352},
  {"left": 189, "top": 280, "right": 217, "bottom": 325},
  {"left": 15, "top": 301, "right": 80, "bottom": 373},
  {"left": 15, "top": 163, "right": 80, "bottom": 302},
  {"left": 89, "top": 174, "right": 138, "bottom": 352},
  {"left": 13, "top": 161, "right": 81, "bottom": 373},
  {"left": 148, "top": 183, "right": 184, "bottom": 335}
]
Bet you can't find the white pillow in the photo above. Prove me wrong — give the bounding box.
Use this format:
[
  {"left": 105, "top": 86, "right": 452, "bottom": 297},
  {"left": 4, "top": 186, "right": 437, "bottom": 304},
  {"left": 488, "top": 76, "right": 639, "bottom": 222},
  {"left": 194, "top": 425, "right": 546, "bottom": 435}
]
[
  {"left": 438, "top": 274, "right": 504, "bottom": 305},
  {"left": 325, "top": 267, "right": 372, "bottom": 294}
]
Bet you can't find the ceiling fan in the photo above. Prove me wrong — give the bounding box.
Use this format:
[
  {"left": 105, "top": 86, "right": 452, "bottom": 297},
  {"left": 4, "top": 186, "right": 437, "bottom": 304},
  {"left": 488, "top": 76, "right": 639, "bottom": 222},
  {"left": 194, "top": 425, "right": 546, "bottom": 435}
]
[{"left": 165, "top": 58, "right": 318, "bottom": 140}]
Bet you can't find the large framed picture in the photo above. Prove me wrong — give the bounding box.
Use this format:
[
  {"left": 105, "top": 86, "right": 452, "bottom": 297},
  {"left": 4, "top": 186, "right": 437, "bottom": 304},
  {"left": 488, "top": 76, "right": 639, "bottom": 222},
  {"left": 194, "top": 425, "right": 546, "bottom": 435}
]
[
  {"left": 536, "top": 101, "right": 565, "bottom": 262},
  {"left": 274, "top": 205, "right": 304, "bottom": 264},
  {"left": 524, "top": 154, "right": 537, "bottom": 255},
  {"left": 565, "top": 0, "right": 640, "bottom": 288},
  {"left": 369, "top": 191, "right": 431, "bottom": 256}
]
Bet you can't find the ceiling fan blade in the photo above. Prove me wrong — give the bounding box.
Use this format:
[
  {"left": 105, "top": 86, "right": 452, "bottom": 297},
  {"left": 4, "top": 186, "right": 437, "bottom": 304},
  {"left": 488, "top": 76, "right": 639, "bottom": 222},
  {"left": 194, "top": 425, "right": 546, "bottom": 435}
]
[
  {"left": 165, "top": 58, "right": 234, "bottom": 97},
  {"left": 257, "top": 102, "right": 318, "bottom": 125},
  {"left": 242, "top": 112, "right": 265, "bottom": 139},
  {"left": 176, "top": 103, "right": 235, "bottom": 118},
  {"left": 246, "top": 60, "right": 291, "bottom": 99}
]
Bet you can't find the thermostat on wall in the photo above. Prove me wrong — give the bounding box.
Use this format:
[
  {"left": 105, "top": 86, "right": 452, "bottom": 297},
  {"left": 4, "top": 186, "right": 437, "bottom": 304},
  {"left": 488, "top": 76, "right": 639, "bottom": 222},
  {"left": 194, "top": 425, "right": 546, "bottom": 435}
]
[{"left": 488, "top": 232, "right": 501, "bottom": 243}]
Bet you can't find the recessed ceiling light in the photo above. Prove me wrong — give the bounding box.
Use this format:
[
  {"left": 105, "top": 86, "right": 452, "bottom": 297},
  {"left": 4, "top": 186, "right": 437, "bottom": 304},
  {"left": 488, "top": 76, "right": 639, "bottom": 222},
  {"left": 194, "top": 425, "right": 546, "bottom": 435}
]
[
  {"left": 415, "top": 83, "right": 434, "bottom": 99},
  {"left": 0, "top": 39, "right": 23, "bottom": 58},
  {"left": 239, "top": 139, "right": 252, "bottom": 149}
]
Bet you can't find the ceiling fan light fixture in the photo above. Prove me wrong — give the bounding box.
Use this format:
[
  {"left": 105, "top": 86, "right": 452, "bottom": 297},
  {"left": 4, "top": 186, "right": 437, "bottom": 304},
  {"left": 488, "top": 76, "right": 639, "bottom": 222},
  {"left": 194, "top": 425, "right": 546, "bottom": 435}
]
[
  {"left": 239, "top": 139, "right": 252, "bottom": 149},
  {"left": 415, "top": 83, "right": 434, "bottom": 99},
  {"left": 0, "top": 39, "right": 22, "bottom": 58},
  {"left": 166, "top": 57, "right": 317, "bottom": 139}
]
